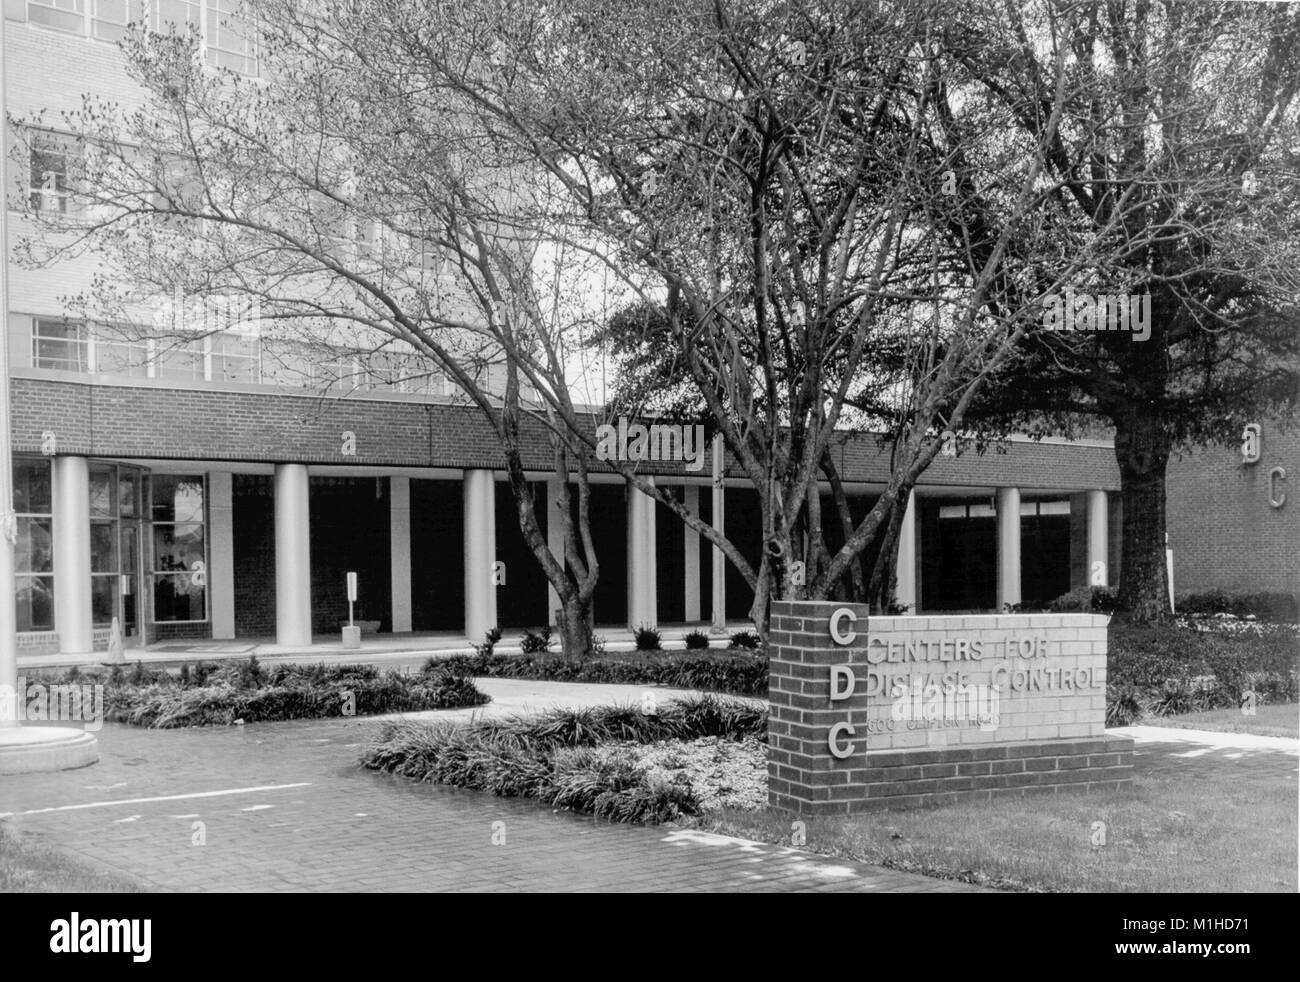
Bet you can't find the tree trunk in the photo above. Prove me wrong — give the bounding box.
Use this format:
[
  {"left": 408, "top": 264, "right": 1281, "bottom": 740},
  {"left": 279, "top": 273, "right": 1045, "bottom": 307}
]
[
  {"left": 1114, "top": 409, "right": 1172, "bottom": 624},
  {"left": 556, "top": 595, "right": 596, "bottom": 660},
  {"left": 866, "top": 489, "right": 908, "bottom": 613}
]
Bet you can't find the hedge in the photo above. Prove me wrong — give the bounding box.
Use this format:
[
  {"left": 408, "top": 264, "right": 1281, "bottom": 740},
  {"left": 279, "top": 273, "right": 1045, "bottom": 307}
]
[
  {"left": 426, "top": 650, "right": 769, "bottom": 696},
  {"left": 1106, "top": 625, "right": 1299, "bottom": 725},
  {"left": 41, "top": 661, "right": 492, "bottom": 728}
]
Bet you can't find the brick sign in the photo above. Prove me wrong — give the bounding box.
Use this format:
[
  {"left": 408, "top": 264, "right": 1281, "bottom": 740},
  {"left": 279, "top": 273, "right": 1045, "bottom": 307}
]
[{"left": 768, "top": 601, "right": 1134, "bottom": 813}]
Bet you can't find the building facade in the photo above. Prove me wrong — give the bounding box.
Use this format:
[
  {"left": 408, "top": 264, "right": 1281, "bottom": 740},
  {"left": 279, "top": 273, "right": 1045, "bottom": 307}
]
[
  {"left": 1166, "top": 420, "right": 1297, "bottom": 597},
  {"left": 4, "top": 1, "right": 1127, "bottom": 658}
]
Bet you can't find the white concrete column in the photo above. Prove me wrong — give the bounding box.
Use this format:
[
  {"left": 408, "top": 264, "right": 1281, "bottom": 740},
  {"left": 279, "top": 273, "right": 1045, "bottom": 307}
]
[
  {"left": 53, "top": 455, "right": 92, "bottom": 656},
  {"left": 626, "top": 478, "right": 657, "bottom": 629},
  {"left": 546, "top": 476, "right": 565, "bottom": 626},
  {"left": 683, "top": 484, "right": 701, "bottom": 622},
  {"left": 463, "top": 469, "right": 497, "bottom": 644},
  {"left": 710, "top": 435, "right": 726, "bottom": 631},
  {"left": 209, "top": 472, "right": 236, "bottom": 640},
  {"left": 390, "top": 476, "right": 412, "bottom": 633},
  {"left": 1086, "top": 489, "right": 1108, "bottom": 588},
  {"left": 996, "top": 486, "right": 1021, "bottom": 609},
  {"left": 895, "top": 489, "right": 918, "bottom": 614},
  {"left": 274, "top": 463, "right": 312, "bottom": 646}
]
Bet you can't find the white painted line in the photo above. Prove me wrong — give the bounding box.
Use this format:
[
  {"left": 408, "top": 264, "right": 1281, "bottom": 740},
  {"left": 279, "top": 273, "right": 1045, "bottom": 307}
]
[
  {"left": 0, "top": 783, "right": 312, "bottom": 819},
  {"left": 240, "top": 804, "right": 273, "bottom": 812}
]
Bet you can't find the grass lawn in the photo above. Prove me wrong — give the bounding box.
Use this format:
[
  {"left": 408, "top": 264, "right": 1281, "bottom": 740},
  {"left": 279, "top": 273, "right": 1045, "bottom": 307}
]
[
  {"left": 694, "top": 753, "right": 1297, "bottom": 892},
  {"left": 1133, "top": 703, "right": 1298, "bottom": 739},
  {"left": 0, "top": 825, "right": 142, "bottom": 893}
]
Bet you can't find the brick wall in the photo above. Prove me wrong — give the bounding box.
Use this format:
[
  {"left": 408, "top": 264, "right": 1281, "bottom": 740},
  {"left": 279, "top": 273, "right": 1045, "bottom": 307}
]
[
  {"left": 768, "top": 600, "right": 1132, "bottom": 813},
  {"left": 1166, "top": 422, "right": 1299, "bottom": 596},
  {"left": 11, "top": 375, "right": 1124, "bottom": 490}
]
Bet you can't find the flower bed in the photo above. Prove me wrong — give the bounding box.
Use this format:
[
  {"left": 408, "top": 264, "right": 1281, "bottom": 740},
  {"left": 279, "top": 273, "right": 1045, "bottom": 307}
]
[
  {"left": 34, "top": 661, "right": 490, "bottom": 728},
  {"left": 362, "top": 696, "right": 766, "bottom": 823}
]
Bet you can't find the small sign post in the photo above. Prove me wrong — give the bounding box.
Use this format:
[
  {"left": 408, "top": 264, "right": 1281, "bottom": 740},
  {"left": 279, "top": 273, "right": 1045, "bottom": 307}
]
[{"left": 342, "top": 572, "right": 361, "bottom": 649}]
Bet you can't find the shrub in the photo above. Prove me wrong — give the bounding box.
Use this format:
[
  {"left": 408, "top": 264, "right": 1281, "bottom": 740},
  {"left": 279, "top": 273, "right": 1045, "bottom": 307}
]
[
  {"left": 633, "top": 624, "right": 662, "bottom": 652},
  {"left": 237, "top": 654, "right": 263, "bottom": 689},
  {"left": 178, "top": 663, "right": 191, "bottom": 686},
  {"left": 103, "top": 662, "right": 489, "bottom": 728},
  {"left": 108, "top": 664, "right": 124, "bottom": 686},
  {"left": 129, "top": 660, "right": 149, "bottom": 686},
  {"left": 728, "top": 630, "right": 761, "bottom": 650},
  {"left": 1104, "top": 624, "right": 1299, "bottom": 725},
  {"left": 362, "top": 694, "right": 761, "bottom": 823},
  {"left": 520, "top": 626, "right": 553, "bottom": 655},
  {"left": 193, "top": 661, "right": 212, "bottom": 686},
  {"left": 1105, "top": 683, "right": 1145, "bottom": 727},
  {"left": 472, "top": 626, "right": 504, "bottom": 658},
  {"left": 683, "top": 630, "right": 711, "bottom": 651},
  {"left": 1047, "top": 585, "right": 1120, "bottom": 614},
  {"left": 1176, "top": 590, "right": 1299, "bottom": 623}
]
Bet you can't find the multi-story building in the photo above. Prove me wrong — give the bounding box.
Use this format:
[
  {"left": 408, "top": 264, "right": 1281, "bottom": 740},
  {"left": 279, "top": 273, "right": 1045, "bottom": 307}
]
[{"left": 3, "top": 1, "right": 1131, "bottom": 660}]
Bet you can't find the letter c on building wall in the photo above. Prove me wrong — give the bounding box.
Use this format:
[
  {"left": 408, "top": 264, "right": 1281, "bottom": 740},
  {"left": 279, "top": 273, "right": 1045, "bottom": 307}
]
[
  {"left": 828, "top": 722, "right": 856, "bottom": 759},
  {"left": 1269, "top": 467, "right": 1287, "bottom": 508},
  {"left": 829, "top": 607, "right": 857, "bottom": 645}
]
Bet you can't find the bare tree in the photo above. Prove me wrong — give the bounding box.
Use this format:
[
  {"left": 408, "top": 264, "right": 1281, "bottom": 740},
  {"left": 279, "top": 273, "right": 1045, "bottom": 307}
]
[
  {"left": 395, "top": 0, "right": 1151, "bottom": 632},
  {"left": 14, "top": 3, "right": 618, "bottom": 655}
]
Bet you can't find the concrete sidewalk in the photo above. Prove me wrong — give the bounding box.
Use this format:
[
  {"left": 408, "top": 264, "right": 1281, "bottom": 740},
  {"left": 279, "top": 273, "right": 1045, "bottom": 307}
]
[
  {"left": 368, "top": 677, "right": 765, "bottom": 725},
  {"left": 1112, "top": 724, "right": 1299, "bottom": 753}
]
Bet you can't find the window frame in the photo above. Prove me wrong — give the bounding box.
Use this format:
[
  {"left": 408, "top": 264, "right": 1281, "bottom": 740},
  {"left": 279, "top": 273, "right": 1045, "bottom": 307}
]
[
  {"left": 11, "top": 457, "right": 56, "bottom": 633},
  {"left": 31, "top": 318, "right": 89, "bottom": 372}
]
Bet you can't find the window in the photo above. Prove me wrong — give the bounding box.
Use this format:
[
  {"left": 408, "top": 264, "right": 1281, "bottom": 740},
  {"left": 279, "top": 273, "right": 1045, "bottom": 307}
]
[
  {"left": 205, "top": 0, "right": 257, "bottom": 75},
  {"left": 93, "top": 323, "right": 151, "bottom": 377},
  {"left": 29, "top": 132, "right": 79, "bottom": 214},
  {"left": 92, "top": 0, "right": 146, "bottom": 41},
  {"left": 210, "top": 329, "right": 261, "bottom": 383},
  {"left": 152, "top": 0, "right": 200, "bottom": 31},
  {"left": 32, "top": 319, "right": 88, "bottom": 372},
  {"left": 152, "top": 336, "right": 204, "bottom": 380},
  {"left": 318, "top": 352, "right": 362, "bottom": 393},
  {"left": 149, "top": 475, "right": 207, "bottom": 622},
  {"left": 12, "top": 459, "right": 55, "bottom": 633},
  {"left": 27, "top": 0, "right": 86, "bottom": 34}
]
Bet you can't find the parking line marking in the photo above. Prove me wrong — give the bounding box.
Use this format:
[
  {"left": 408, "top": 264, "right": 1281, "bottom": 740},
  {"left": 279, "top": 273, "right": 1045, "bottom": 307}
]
[{"left": 0, "top": 783, "right": 312, "bottom": 818}]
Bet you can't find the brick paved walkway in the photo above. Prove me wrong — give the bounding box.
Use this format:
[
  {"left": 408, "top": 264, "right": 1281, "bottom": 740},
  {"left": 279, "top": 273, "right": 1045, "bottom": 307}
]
[
  {"left": 4, "top": 702, "right": 1292, "bottom": 893},
  {"left": 0, "top": 699, "right": 979, "bottom": 893}
]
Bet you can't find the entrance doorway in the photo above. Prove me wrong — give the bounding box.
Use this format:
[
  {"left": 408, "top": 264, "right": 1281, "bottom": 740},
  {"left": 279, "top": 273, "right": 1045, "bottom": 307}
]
[{"left": 90, "top": 463, "right": 149, "bottom": 648}]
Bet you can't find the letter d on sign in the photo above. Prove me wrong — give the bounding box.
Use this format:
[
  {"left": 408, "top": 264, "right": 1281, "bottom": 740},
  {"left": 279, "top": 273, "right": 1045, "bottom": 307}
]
[
  {"left": 829, "top": 607, "right": 857, "bottom": 645},
  {"left": 829, "top": 664, "right": 855, "bottom": 701}
]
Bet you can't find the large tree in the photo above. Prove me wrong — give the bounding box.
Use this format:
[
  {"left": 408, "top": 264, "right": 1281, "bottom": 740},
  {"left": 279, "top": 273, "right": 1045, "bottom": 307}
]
[
  {"left": 16, "top": 1, "right": 619, "bottom": 654},
  {"left": 934, "top": 0, "right": 1300, "bottom": 622},
  {"left": 391, "top": 0, "right": 1150, "bottom": 632}
]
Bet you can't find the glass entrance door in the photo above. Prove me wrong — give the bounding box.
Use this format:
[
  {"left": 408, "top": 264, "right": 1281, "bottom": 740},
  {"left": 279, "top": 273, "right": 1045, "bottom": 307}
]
[{"left": 120, "top": 522, "right": 144, "bottom": 646}]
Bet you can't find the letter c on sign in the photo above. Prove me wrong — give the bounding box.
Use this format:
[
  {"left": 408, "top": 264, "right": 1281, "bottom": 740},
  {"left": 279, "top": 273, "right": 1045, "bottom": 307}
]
[
  {"left": 829, "top": 607, "right": 857, "bottom": 645},
  {"left": 1269, "top": 467, "right": 1286, "bottom": 508},
  {"left": 828, "top": 722, "right": 856, "bottom": 759}
]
